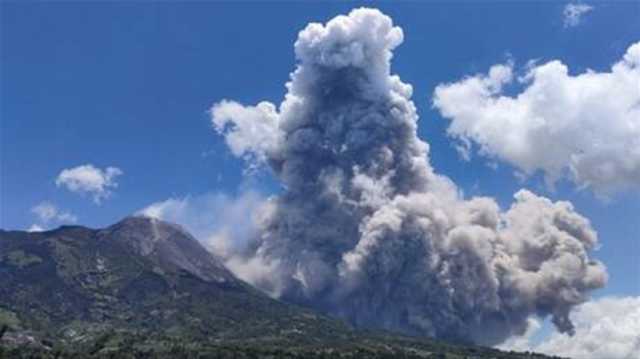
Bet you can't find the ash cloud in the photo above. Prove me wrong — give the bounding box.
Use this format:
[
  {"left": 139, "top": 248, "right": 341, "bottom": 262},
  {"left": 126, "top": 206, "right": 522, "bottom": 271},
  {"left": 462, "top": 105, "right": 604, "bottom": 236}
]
[{"left": 211, "top": 8, "right": 606, "bottom": 345}]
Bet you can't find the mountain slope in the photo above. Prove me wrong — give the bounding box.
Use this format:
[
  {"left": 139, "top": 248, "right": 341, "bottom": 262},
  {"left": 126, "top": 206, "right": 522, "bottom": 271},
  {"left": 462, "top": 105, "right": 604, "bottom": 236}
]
[
  {"left": 101, "top": 216, "right": 234, "bottom": 283},
  {"left": 0, "top": 217, "right": 561, "bottom": 358},
  {"left": 0, "top": 216, "right": 350, "bottom": 343}
]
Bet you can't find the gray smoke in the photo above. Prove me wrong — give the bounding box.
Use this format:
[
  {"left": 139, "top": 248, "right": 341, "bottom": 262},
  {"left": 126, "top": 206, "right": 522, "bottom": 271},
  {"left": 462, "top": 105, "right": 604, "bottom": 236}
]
[{"left": 210, "top": 8, "right": 607, "bottom": 345}]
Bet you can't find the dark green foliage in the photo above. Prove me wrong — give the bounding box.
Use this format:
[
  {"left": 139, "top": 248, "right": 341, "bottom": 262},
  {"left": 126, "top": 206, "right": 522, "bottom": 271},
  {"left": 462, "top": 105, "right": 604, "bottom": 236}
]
[
  {"left": 0, "top": 223, "right": 564, "bottom": 359},
  {"left": 1, "top": 336, "right": 566, "bottom": 359},
  {"left": 0, "top": 224, "right": 350, "bottom": 344}
]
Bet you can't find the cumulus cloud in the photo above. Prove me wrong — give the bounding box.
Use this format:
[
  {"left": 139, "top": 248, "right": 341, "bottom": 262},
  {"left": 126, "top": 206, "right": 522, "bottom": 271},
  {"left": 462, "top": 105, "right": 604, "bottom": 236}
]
[
  {"left": 209, "top": 8, "right": 606, "bottom": 345},
  {"left": 501, "top": 296, "right": 640, "bottom": 359},
  {"left": 433, "top": 41, "right": 640, "bottom": 197},
  {"left": 56, "top": 164, "right": 123, "bottom": 204},
  {"left": 563, "top": 3, "right": 594, "bottom": 28},
  {"left": 29, "top": 201, "right": 78, "bottom": 231},
  {"left": 211, "top": 101, "right": 282, "bottom": 168}
]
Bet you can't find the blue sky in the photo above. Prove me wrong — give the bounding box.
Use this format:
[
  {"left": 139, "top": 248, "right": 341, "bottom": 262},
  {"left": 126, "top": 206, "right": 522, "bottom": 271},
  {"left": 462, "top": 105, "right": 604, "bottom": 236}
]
[{"left": 1, "top": 0, "right": 638, "bottom": 304}]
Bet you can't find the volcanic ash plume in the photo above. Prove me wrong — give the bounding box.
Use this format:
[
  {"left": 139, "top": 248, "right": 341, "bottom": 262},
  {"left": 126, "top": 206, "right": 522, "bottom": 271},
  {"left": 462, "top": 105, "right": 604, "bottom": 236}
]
[{"left": 211, "top": 8, "right": 607, "bottom": 345}]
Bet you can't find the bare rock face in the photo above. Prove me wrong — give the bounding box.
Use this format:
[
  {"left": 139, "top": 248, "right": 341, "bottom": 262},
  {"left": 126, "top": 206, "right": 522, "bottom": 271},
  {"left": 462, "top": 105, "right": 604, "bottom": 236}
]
[{"left": 102, "top": 216, "right": 234, "bottom": 283}]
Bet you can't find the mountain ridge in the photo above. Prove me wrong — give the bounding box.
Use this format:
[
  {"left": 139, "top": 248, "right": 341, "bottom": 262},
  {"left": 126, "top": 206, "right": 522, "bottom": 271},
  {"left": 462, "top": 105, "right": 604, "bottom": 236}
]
[
  {"left": 0, "top": 217, "right": 562, "bottom": 358},
  {"left": 0, "top": 217, "right": 350, "bottom": 340}
]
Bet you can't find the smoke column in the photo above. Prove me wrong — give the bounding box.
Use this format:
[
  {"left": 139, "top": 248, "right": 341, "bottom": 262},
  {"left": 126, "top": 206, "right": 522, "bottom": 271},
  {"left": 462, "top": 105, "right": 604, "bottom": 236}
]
[{"left": 211, "top": 8, "right": 607, "bottom": 345}]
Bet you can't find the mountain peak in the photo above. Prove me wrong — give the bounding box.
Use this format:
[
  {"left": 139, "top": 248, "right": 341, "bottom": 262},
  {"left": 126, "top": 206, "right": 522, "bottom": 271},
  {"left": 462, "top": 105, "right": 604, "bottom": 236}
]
[
  {"left": 1, "top": 218, "right": 558, "bottom": 358},
  {"left": 102, "top": 215, "right": 234, "bottom": 283},
  {"left": 0, "top": 218, "right": 352, "bottom": 349}
]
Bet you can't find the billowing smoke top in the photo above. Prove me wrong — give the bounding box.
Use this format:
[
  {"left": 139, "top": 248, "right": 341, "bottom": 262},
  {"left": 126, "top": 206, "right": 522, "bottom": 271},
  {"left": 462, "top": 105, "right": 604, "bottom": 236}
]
[{"left": 211, "top": 8, "right": 607, "bottom": 345}]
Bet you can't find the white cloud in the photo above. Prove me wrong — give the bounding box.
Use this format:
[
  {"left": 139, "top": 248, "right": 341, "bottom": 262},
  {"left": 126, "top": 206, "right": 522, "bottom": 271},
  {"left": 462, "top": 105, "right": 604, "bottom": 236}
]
[
  {"left": 30, "top": 201, "right": 78, "bottom": 231},
  {"left": 31, "top": 201, "right": 78, "bottom": 224},
  {"left": 563, "top": 3, "right": 594, "bottom": 28},
  {"left": 211, "top": 100, "right": 281, "bottom": 168},
  {"left": 27, "top": 224, "right": 44, "bottom": 232},
  {"left": 501, "top": 296, "right": 640, "bottom": 359},
  {"left": 433, "top": 41, "right": 640, "bottom": 198},
  {"left": 32, "top": 201, "right": 60, "bottom": 223},
  {"left": 56, "top": 164, "right": 123, "bottom": 204}
]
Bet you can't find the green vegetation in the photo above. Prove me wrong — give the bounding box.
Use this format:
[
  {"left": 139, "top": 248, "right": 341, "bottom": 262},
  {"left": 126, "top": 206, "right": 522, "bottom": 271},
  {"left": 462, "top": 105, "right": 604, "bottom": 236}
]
[
  {"left": 0, "top": 225, "right": 354, "bottom": 346},
  {"left": 5, "top": 250, "right": 42, "bottom": 268},
  {"left": 0, "top": 309, "right": 20, "bottom": 330},
  {"left": 0, "top": 223, "right": 564, "bottom": 359},
  {"left": 0, "top": 331, "right": 563, "bottom": 359}
]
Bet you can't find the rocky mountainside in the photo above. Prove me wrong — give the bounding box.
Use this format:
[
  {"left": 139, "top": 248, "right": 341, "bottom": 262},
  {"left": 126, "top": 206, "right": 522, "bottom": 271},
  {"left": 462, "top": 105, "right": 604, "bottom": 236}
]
[
  {"left": 0, "top": 216, "right": 349, "bottom": 342},
  {"left": 0, "top": 217, "right": 561, "bottom": 358}
]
